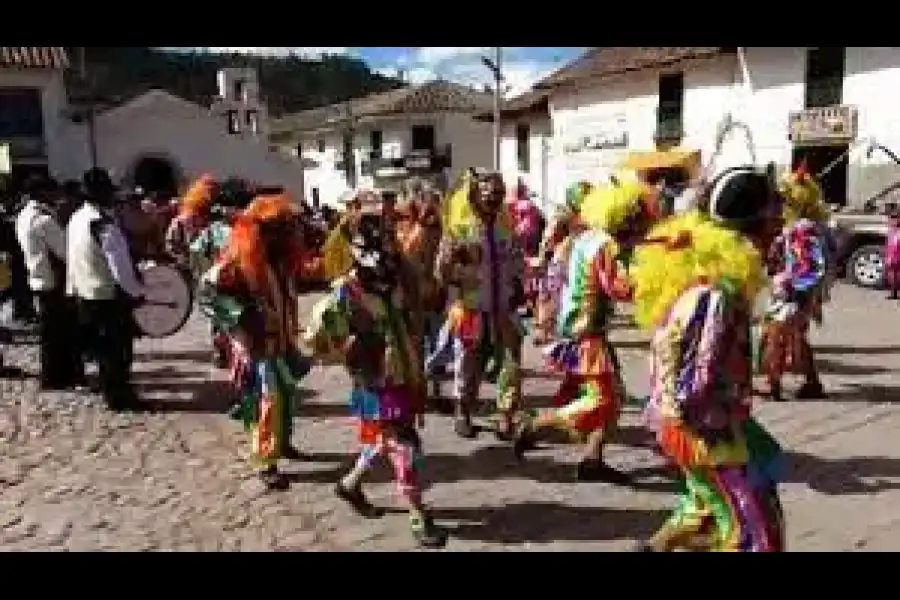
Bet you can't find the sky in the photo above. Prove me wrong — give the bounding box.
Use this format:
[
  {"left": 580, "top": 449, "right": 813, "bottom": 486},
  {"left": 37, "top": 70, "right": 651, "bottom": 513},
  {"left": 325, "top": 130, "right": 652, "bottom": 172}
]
[{"left": 184, "top": 47, "right": 585, "bottom": 97}]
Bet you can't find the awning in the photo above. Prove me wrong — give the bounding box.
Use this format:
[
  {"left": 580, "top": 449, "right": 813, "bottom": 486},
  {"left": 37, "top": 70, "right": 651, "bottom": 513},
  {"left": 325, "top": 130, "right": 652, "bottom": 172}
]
[{"left": 620, "top": 149, "right": 701, "bottom": 173}]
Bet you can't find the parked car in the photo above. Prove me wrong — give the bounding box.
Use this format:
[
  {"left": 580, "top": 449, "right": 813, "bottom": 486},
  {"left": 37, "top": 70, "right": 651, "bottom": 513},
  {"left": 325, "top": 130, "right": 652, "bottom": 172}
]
[{"left": 831, "top": 207, "right": 890, "bottom": 289}]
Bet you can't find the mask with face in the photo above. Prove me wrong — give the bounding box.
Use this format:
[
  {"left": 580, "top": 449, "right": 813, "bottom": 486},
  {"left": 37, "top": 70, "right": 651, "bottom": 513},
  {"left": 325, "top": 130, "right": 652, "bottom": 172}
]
[{"left": 469, "top": 170, "right": 506, "bottom": 218}]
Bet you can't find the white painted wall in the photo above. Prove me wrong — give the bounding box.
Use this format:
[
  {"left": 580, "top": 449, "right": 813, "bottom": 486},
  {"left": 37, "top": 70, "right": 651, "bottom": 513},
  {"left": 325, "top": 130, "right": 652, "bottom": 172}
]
[
  {"left": 298, "top": 111, "right": 494, "bottom": 206},
  {"left": 92, "top": 91, "right": 306, "bottom": 199},
  {"left": 0, "top": 67, "right": 88, "bottom": 180},
  {"left": 547, "top": 48, "right": 900, "bottom": 209},
  {"left": 497, "top": 114, "right": 553, "bottom": 211}
]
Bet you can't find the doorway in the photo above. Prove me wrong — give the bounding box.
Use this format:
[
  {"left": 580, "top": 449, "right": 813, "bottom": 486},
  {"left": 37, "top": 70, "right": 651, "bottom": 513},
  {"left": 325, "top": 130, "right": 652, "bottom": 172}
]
[
  {"left": 131, "top": 155, "right": 180, "bottom": 199},
  {"left": 791, "top": 144, "right": 848, "bottom": 206}
]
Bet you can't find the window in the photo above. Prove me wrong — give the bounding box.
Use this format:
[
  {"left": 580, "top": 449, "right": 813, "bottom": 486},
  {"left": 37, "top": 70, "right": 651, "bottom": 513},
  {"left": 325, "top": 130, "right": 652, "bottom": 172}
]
[
  {"left": 0, "top": 88, "right": 44, "bottom": 138},
  {"left": 516, "top": 123, "right": 530, "bottom": 173},
  {"left": 656, "top": 72, "right": 684, "bottom": 142},
  {"left": 411, "top": 124, "right": 435, "bottom": 152},
  {"left": 311, "top": 187, "right": 320, "bottom": 208},
  {"left": 805, "top": 47, "right": 845, "bottom": 108},
  {"left": 370, "top": 129, "right": 383, "bottom": 159},
  {"left": 233, "top": 79, "right": 246, "bottom": 102},
  {"left": 245, "top": 109, "right": 259, "bottom": 134},
  {"left": 316, "top": 138, "right": 326, "bottom": 153},
  {"left": 226, "top": 110, "right": 240, "bottom": 134}
]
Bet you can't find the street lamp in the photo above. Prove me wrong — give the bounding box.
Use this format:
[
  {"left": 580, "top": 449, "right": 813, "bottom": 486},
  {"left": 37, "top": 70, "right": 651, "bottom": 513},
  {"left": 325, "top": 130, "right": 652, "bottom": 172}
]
[{"left": 481, "top": 48, "right": 503, "bottom": 171}]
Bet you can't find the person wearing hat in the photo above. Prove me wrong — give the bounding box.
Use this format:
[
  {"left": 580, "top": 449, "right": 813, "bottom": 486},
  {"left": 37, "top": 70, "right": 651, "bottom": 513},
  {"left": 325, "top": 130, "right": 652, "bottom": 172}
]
[
  {"left": 67, "top": 168, "right": 146, "bottom": 410},
  {"left": 15, "top": 174, "right": 84, "bottom": 390},
  {"left": 303, "top": 196, "right": 448, "bottom": 549},
  {"left": 630, "top": 166, "right": 786, "bottom": 552}
]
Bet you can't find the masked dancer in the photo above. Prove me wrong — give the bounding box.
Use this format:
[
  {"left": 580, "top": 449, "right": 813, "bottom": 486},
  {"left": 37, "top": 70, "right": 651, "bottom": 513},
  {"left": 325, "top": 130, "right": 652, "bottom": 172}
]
[
  {"left": 761, "top": 164, "right": 830, "bottom": 401},
  {"left": 514, "top": 175, "right": 659, "bottom": 482},
  {"left": 199, "top": 192, "right": 310, "bottom": 490},
  {"left": 633, "top": 166, "right": 786, "bottom": 552},
  {"left": 303, "top": 196, "right": 447, "bottom": 549},
  {"left": 434, "top": 169, "right": 526, "bottom": 440}
]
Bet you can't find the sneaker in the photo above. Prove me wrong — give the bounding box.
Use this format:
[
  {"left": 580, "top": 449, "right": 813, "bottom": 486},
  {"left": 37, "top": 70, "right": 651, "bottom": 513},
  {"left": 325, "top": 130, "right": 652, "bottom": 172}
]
[{"left": 334, "top": 483, "right": 385, "bottom": 519}]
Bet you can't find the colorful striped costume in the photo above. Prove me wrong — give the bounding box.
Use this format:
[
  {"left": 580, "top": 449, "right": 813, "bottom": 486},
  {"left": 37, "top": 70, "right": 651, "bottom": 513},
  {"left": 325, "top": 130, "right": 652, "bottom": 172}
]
[
  {"left": 763, "top": 218, "right": 828, "bottom": 379},
  {"left": 644, "top": 281, "right": 785, "bottom": 551},
  {"left": 304, "top": 275, "right": 427, "bottom": 506},
  {"left": 541, "top": 229, "right": 630, "bottom": 437}
]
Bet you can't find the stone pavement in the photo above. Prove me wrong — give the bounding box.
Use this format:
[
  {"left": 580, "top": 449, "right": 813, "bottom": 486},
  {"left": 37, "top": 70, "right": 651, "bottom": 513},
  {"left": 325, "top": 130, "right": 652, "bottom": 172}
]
[{"left": 1, "top": 283, "right": 899, "bottom": 551}]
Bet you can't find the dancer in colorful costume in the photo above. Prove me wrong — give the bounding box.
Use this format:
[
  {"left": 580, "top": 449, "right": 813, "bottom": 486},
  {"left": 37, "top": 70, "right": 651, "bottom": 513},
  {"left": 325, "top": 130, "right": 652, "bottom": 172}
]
[
  {"left": 165, "top": 174, "right": 217, "bottom": 265},
  {"left": 532, "top": 181, "right": 593, "bottom": 344},
  {"left": 433, "top": 169, "right": 526, "bottom": 440},
  {"left": 762, "top": 163, "right": 830, "bottom": 401},
  {"left": 199, "top": 193, "right": 310, "bottom": 490},
  {"left": 513, "top": 175, "right": 659, "bottom": 482},
  {"left": 303, "top": 199, "right": 447, "bottom": 549},
  {"left": 193, "top": 183, "right": 254, "bottom": 368},
  {"left": 633, "top": 166, "right": 786, "bottom": 552}
]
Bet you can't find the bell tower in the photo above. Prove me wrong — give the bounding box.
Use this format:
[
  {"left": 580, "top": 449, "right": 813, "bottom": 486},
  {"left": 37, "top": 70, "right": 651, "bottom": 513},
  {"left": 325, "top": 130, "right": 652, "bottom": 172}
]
[{"left": 212, "top": 67, "right": 269, "bottom": 139}]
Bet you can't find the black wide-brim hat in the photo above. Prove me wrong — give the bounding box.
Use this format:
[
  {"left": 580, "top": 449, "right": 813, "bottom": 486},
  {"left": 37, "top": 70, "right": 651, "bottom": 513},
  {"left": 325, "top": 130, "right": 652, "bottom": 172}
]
[{"left": 707, "top": 165, "right": 778, "bottom": 229}]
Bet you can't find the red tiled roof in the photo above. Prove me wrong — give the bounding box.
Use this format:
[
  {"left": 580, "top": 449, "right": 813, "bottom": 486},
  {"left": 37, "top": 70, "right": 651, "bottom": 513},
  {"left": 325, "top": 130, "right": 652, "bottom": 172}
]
[
  {"left": 537, "top": 47, "right": 733, "bottom": 90},
  {"left": 0, "top": 47, "right": 69, "bottom": 70}
]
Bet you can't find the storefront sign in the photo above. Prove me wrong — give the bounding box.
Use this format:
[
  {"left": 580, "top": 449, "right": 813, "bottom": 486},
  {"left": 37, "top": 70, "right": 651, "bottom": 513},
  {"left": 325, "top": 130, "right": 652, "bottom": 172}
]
[
  {"left": 788, "top": 105, "right": 858, "bottom": 146},
  {"left": 562, "top": 113, "right": 629, "bottom": 154}
]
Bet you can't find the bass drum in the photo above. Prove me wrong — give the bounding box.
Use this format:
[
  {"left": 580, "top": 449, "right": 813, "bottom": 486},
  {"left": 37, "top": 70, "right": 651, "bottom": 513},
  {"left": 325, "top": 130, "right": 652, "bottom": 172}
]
[{"left": 133, "top": 261, "right": 194, "bottom": 338}]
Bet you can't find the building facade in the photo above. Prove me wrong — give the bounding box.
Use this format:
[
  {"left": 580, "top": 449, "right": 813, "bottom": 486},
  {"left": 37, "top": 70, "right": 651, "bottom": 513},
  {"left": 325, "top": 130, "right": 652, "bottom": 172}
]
[
  {"left": 0, "top": 47, "right": 84, "bottom": 187},
  {"left": 542, "top": 47, "right": 900, "bottom": 209},
  {"left": 272, "top": 81, "right": 495, "bottom": 206}
]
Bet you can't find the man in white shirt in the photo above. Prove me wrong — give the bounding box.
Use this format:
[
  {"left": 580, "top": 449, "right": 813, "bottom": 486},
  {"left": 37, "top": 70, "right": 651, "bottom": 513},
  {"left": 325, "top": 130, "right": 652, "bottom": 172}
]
[
  {"left": 67, "top": 168, "right": 146, "bottom": 411},
  {"left": 15, "top": 176, "right": 84, "bottom": 390}
]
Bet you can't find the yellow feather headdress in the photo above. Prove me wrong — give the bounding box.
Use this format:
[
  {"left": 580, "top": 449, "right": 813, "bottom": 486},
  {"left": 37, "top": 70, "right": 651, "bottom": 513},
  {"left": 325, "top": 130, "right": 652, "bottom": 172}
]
[
  {"left": 442, "top": 169, "right": 477, "bottom": 238},
  {"left": 578, "top": 171, "right": 655, "bottom": 232}
]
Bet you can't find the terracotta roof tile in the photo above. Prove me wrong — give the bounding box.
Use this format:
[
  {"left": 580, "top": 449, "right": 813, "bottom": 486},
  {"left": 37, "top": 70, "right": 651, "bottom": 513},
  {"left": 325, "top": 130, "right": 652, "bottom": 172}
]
[
  {"left": 271, "top": 80, "right": 494, "bottom": 137},
  {"left": 538, "top": 47, "right": 733, "bottom": 89},
  {"left": 0, "top": 47, "right": 69, "bottom": 69}
]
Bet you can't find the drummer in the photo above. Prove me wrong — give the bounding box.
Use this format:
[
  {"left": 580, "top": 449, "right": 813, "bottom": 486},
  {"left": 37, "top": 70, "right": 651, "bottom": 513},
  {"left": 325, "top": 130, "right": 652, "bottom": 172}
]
[{"left": 67, "top": 168, "right": 146, "bottom": 411}]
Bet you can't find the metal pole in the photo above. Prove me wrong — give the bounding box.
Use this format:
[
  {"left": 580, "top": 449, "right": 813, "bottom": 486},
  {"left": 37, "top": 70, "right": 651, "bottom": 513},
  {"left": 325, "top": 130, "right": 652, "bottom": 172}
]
[{"left": 492, "top": 47, "right": 502, "bottom": 171}]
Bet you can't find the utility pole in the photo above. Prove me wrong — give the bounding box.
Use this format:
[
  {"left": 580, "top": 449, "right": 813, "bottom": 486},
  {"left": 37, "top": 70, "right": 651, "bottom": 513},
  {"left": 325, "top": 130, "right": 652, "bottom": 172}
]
[{"left": 481, "top": 47, "right": 503, "bottom": 171}]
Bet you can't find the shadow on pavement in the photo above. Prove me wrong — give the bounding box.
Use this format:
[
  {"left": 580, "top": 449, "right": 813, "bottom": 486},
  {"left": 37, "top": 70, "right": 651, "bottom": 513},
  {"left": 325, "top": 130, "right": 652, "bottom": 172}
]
[
  {"left": 137, "top": 378, "right": 318, "bottom": 414},
  {"left": 291, "top": 443, "right": 676, "bottom": 491},
  {"left": 818, "top": 383, "right": 900, "bottom": 404},
  {"left": 815, "top": 345, "right": 900, "bottom": 356},
  {"left": 435, "top": 502, "right": 667, "bottom": 544},
  {"left": 785, "top": 451, "right": 900, "bottom": 495},
  {"left": 815, "top": 358, "right": 893, "bottom": 377}
]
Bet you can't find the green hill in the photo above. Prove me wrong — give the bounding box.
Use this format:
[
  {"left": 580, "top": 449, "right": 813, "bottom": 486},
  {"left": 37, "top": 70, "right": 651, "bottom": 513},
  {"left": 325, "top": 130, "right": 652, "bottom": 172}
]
[{"left": 65, "top": 47, "right": 403, "bottom": 116}]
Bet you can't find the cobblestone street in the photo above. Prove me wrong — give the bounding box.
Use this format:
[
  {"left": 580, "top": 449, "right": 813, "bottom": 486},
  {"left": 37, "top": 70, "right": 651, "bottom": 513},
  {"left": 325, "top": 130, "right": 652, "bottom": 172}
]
[{"left": 1, "top": 283, "right": 899, "bottom": 551}]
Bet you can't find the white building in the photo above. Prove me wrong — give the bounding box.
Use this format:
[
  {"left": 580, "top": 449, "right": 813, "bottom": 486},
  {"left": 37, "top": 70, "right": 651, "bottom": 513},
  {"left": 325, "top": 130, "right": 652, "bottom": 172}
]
[
  {"left": 476, "top": 89, "right": 553, "bottom": 211},
  {"left": 529, "top": 47, "right": 900, "bottom": 210},
  {"left": 0, "top": 47, "right": 84, "bottom": 186},
  {"left": 270, "top": 80, "right": 496, "bottom": 206},
  {"left": 1, "top": 48, "right": 306, "bottom": 199}
]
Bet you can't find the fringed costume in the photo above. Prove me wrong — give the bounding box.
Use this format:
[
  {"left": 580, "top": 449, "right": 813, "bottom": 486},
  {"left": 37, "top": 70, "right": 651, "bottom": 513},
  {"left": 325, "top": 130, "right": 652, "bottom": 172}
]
[
  {"left": 762, "top": 164, "right": 830, "bottom": 401},
  {"left": 432, "top": 169, "right": 526, "bottom": 440},
  {"left": 633, "top": 168, "right": 786, "bottom": 552},
  {"left": 199, "top": 193, "right": 310, "bottom": 490},
  {"left": 532, "top": 182, "right": 592, "bottom": 345},
  {"left": 514, "top": 176, "right": 659, "bottom": 483},
  {"left": 303, "top": 203, "right": 448, "bottom": 549}
]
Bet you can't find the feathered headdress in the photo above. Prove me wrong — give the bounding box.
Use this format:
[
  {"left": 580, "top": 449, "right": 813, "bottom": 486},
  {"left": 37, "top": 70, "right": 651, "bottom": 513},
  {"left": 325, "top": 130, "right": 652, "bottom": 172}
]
[
  {"left": 779, "top": 161, "right": 829, "bottom": 224},
  {"left": 179, "top": 174, "right": 216, "bottom": 218},
  {"left": 578, "top": 172, "right": 657, "bottom": 232}
]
